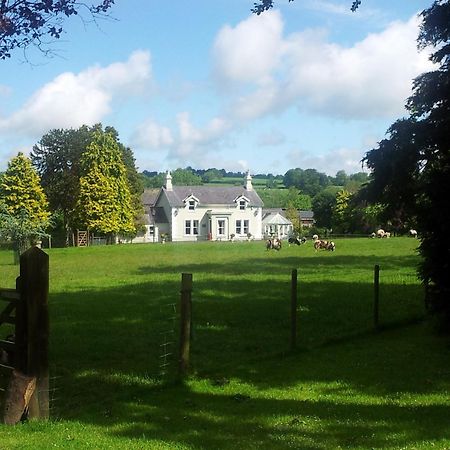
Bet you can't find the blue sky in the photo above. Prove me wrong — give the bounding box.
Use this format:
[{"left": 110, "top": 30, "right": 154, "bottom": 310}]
[{"left": 0, "top": 0, "right": 433, "bottom": 176}]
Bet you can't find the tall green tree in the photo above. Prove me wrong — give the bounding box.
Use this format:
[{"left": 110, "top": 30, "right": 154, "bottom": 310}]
[
  {"left": 31, "top": 126, "right": 92, "bottom": 242},
  {"left": 0, "top": 152, "right": 50, "bottom": 259},
  {"left": 32, "top": 124, "right": 143, "bottom": 243},
  {"left": 74, "top": 131, "right": 135, "bottom": 240},
  {"left": 363, "top": 0, "right": 450, "bottom": 324}
]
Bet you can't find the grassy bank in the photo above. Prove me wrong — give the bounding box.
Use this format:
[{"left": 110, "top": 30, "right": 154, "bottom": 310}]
[{"left": 0, "top": 238, "right": 448, "bottom": 449}]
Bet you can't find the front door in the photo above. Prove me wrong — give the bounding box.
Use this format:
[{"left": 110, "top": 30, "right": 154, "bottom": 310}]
[{"left": 217, "top": 218, "right": 227, "bottom": 240}]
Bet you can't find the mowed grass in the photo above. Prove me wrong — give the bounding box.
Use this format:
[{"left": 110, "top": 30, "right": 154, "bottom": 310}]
[{"left": 0, "top": 238, "right": 449, "bottom": 449}]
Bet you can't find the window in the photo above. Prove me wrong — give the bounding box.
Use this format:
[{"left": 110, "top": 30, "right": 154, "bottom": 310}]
[
  {"left": 188, "top": 199, "right": 196, "bottom": 210},
  {"left": 236, "top": 220, "right": 242, "bottom": 234},
  {"left": 239, "top": 199, "right": 246, "bottom": 210},
  {"left": 243, "top": 220, "right": 249, "bottom": 234},
  {"left": 218, "top": 219, "right": 225, "bottom": 236},
  {"left": 185, "top": 220, "right": 199, "bottom": 235}
]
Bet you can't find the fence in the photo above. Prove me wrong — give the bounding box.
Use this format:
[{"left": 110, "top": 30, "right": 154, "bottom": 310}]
[
  {"left": 174, "top": 264, "right": 426, "bottom": 377},
  {"left": 0, "top": 247, "right": 49, "bottom": 424}
]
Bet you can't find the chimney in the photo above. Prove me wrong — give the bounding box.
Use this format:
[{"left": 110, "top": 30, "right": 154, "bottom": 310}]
[
  {"left": 245, "top": 170, "right": 253, "bottom": 191},
  {"left": 165, "top": 170, "right": 173, "bottom": 191}
]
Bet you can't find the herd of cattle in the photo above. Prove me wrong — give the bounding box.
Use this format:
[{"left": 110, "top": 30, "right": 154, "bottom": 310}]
[
  {"left": 266, "top": 235, "right": 335, "bottom": 252},
  {"left": 266, "top": 228, "right": 418, "bottom": 251}
]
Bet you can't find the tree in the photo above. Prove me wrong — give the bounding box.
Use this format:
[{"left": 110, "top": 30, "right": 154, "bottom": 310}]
[
  {"left": 332, "top": 190, "right": 353, "bottom": 233},
  {"left": 32, "top": 124, "right": 143, "bottom": 243},
  {"left": 363, "top": 0, "right": 450, "bottom": 324},
  {"left": 251, "top": 0, "right": 361, "bottom": 14},
  {"left": 311, "top": 187, "right": 340, "bottom": 229},
  {"left": 0, "top": 0, "right": 115, "bottom": 59},
  {"left": 0, "top": 152, "right": 50, "bottom": 260},
  {"left": 31, "top": 126, "right": 91, "bottom": 242},
  {"left": 74, "top": 131, "right": 135, "bottom": 240},
  {"left": 171, "top": 168, "right": 202, "bottom": 186}
]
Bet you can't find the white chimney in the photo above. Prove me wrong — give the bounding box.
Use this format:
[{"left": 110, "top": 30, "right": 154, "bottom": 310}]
[
  {"left": 245, "top": 170, "right": 253, "bottom": 191},
  {"left": 165, "top": 170, "right": 173, "bottom": 191}
]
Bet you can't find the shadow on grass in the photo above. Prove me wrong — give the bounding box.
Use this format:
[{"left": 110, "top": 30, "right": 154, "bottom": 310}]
[
  {"left": 136, "top": 253, "right": 421, "bottom": 277},
  {"left": 37, "top": 269, "right": 449, "bottom": 448}
]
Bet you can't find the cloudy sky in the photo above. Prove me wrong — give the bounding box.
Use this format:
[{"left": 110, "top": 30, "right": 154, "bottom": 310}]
[{"left": 0, "top": 0, "right": 433, "bottom": 176}]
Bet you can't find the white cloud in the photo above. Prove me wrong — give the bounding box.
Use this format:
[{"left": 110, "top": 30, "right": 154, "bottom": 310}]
[
  {"left": 287, "top": 146, "right": 367, "bottom": 175},
  {"left": 131, "top": 118, "right": 174, "bottom": 149},
  {"left": 256, "top": 129, "right": 286, "bottom": 146},
  {"left": 213, "top": 12, "right": 433, "bottom": 121},
  {"left": 212, "top": 11, "right": 284, "bottom": 86},
  {"left": 0, "top": 50, "right": 152, "bottom": 137}
]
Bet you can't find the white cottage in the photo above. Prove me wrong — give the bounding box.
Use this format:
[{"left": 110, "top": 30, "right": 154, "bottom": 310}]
[{"left": 149, "top": 171, "right": 264, "bottom": 242}]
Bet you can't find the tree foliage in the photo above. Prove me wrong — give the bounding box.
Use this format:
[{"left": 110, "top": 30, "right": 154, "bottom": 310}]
[
  {"left": 363, "top": 0, "right": 450, "bottom": 323},
  {"left": 32, "top": 124, "right": 143, "bottom": 241},
  {"left": 0, "top": 152, "right": 50, "bottom": 223},
  {"left": 0, "top": 0, "right": 115, "bottom": 59},
  {"left": 251, "top": 0, "right": 361, "bottom": 14},
  {"left": 0, "top": 152, "right": 50, "bottom": 259},
  {"left": 74, "top": 131, "right": 135, "bottom": 238}
]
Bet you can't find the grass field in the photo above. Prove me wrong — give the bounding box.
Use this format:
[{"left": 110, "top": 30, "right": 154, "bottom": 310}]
[{"left": 0, "top": 238, "right": 449, "bottom": 449}]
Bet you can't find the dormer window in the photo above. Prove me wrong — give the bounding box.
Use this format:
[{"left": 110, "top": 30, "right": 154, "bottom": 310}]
[
  {"left": 235, "top": 195, "right": 250, "bottom": 210},
  {"left": 184, "top": 195, "right": 199, "bottom": 211}
]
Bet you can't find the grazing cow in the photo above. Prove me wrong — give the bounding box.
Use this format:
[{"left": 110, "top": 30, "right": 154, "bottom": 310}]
[
  {"left": 314, "top": 239, "right": 336, "bottom": 251},
  {"left": 266, "top": 237, "right": 282, "bottom": 251},
  {"left": 370, "top": 232, "right": 376, "bottom": 238},
  {"left": 409, "top": 229, "right": 418, "bottom": 238},
  {"left": 376, "top": 229, "right": 385, "bottom": 238},
  {"left": 383, "top": 232, "right": 391, "bottom": 238},
  {"left": 288, "top": 237, "right": 302, "bottom": 246},
  {"left": 312, "top": 234, "right": 319, "bottom": 241}
]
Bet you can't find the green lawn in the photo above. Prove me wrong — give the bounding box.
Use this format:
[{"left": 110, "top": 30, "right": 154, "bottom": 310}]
[{"left": 0, "top": 238, "right": 449, "bottom": 449}]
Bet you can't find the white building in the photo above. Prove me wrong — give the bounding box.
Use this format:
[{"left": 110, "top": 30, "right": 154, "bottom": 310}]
[{"left": 142, "top": 171, "right": 264, "bottom": 242}]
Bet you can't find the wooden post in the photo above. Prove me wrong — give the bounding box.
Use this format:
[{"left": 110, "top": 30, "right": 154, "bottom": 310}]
[
  {"left": 374, "top": 264, "right": 380, "bottom": 331},
  {"left": 179, "top": 273, "right": 192, "bottom": 377},
  {"left": 291, "top": 269, "right": 298, "bottom": 350},
  {"left": 20, "top": 247, "right": 49, "bottom": 420}
]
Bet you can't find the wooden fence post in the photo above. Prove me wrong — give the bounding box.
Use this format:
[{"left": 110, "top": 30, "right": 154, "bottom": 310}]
[
  {"left": 374, "top": 264, "right": 380, "bottom": 331},
  {"left": 179, "top": 273, "right": 192, "bottom": 377},
  {"left": 20, "top": 247, "right": 49, "bottom": 420},
  {"left": 291, "top": 269, "right": 298, "bottom": 351}
]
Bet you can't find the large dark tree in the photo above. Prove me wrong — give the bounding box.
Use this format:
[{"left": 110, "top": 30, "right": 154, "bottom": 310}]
[
  {"left": 364, "top": 1, "right": 450, "bottom": 325},
  {"left": 0, "top": 0, "right": 114, "bottom": 59}
]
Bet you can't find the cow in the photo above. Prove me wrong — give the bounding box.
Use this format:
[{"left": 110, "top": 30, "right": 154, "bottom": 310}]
[
  {"left": 266, "top": 237, "right": 282, "bottom": 251},
  {"left": 288, "top": 236, "right": 306, "bottom": 246},
  {"left": 376, "top": 229, "right": 385, "bottom": 238},
  {"left": 314, "top": 239, "right": 336, "bottom": 251},
  {"left": 409, "top": 229, "right": 418, "bottom": 238},
  {"left": 288, "top": 237, "right": 301, "bottom": 246}
]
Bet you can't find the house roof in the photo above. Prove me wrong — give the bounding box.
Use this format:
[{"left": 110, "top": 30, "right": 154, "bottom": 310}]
[
  {"left": 299, "top": 210, "right": 315, "bottom": 220},
  {"left": 142, "top": 189, "right": 160, "bottom": 206},
  {"left": 144, "top": 206, "right": 168, "bottom": 225},
  {"left": 161, "top": 186, "right": 264, "bottom": 208},
  {"left": 262, "top": 212, "right": 292, "bottom": 225}
]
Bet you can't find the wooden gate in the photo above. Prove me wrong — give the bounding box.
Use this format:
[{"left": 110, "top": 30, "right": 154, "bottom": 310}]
[{"left": 0, "top": 247, "right": 49, "bottom": 423}]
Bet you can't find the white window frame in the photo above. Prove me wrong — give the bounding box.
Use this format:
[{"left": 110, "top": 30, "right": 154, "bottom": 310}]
[
  {"left": 217, "top": 219, "right": 226, "bottom": 236},
  {"left": 243, "top": 219, "right": 249, "bottom": 234},
  {"left": 239, "top": 199, "right": 246, "bottom": 210},
  {"left": 236, "top": 220, "right": 242, "bottom": 235},
  {"left": 185, "top": 219, "right": 199, "bottom": 235}
]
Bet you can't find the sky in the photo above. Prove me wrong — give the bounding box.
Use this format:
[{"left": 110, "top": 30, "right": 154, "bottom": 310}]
[{"left": 0, "top": 0, "right": 434, "bottom": 176}]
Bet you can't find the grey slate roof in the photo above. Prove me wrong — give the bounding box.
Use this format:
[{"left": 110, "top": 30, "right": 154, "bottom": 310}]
[{"left": 162, "top": 186, "right": 264, "bottom": 207}]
